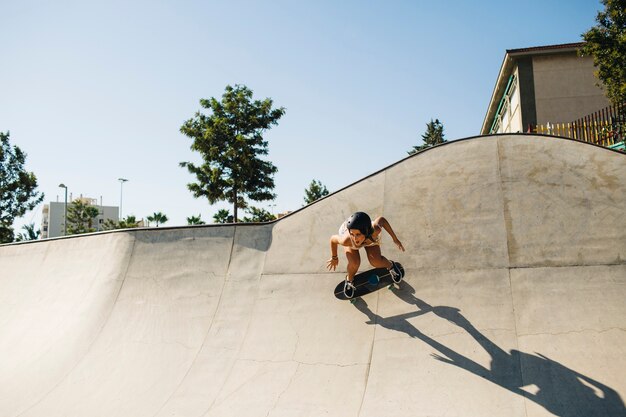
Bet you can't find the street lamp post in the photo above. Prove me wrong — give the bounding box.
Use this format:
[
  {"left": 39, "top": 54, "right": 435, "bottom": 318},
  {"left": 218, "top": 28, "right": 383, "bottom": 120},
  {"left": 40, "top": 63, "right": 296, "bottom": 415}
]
[
  {"left": 58, "top": 184, "right": 68, "bottom": 236},
  {"left": 118, "top": 178, "right": 128, "bottom": 220}
]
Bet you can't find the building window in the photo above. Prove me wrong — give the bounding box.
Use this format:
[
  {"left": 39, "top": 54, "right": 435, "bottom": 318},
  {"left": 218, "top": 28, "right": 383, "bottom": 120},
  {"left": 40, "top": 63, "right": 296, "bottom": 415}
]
[{"left": 490, "top": 75, "right": 518, "bottom": 134}]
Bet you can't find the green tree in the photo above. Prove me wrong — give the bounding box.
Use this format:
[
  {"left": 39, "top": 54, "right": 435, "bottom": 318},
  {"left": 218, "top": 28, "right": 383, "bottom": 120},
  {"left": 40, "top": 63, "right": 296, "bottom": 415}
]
[
  {"left": 187, "top": 214, "right": 205, "bottom": 225},
  {"left": 213, "top": 209, "right": 233, "bottom": 224},
  {"left": 408, "top": 119, "right": 446, "bottom": 155},
  {"left": 147, "top": 212, "right": 168, "bottom": 227},
  {"left": 180, "top": 84, "right": 285, "bottom": 222},
  {"left": 15, "top": 223, "right": 40, "bottom": 241},
  {"left": 119, "top": 215, "right": 140, "bottom": 229},
  {"left": 0, "top": 131, "right": 44, "bottom": 243},
  {"left": 66, "top": 199, "right": 99, "bottom": 235},
  {"left": 102, "top": 215, "right": 140, "bottom": 230},
  {"left": 304, "top": 179, "right": 329, "bottom": 205},
  {"left": 101, "top": 219, "right": 118, "bottom": 230},
  {"left": 242, "top": 206, "right": 276, "bottom": 223},
  {"left": 580, "top": 0, "right": 626, "bottom": 106}
]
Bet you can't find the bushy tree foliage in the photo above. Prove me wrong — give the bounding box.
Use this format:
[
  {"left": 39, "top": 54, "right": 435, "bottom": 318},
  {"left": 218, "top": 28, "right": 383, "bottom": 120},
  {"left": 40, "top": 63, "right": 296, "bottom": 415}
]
[
  {"left": 242, "top": 206, "right": 276, "bottom": 223},
  {"left": 304, "top": 179, "right": 329, "bottom": 205},
  {"left": 102, "top": 215, "right": 140, "bottom": 230},
  {"left": 580, "top": 0, "right": 626, "bottom": 105},
  {"left": 0, "top": 131, "right": 44, "bottom": 243},
  {"left": 213, "top": 207, "right": 275, "bottom": 223},
  {"left": 213, "top": 209, "right": 233, "bottom": 224},
  {"left": 180, "top": 85, "right": 285, "bottom": 222},
  {"left": 408, "top": 119, "right": 446, "bottom": 155},
  {"left": 66, "top": 199, "right": 99, "bottom": 235}
]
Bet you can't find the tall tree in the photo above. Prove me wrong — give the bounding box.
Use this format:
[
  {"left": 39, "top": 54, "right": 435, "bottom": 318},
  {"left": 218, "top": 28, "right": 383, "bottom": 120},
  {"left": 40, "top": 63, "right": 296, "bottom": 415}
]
[
  {"left": 0, "top": 131, "right": 44, "bottom": 243},
  {"left": 180, "top": 84, "right": 285, "bottom": 222},
  {"left": 147, "top": 212, "right": 168, "bottom": 227},
  {"left": 408, "top": 119, "right": 446, "bottom": 155},
  {"left": 580, "top": 0, "right": 626, "bottom": 106},
  {"left": 66, "top": 199, "right": 99, "bottom": 235},
  {"left": 304, "top": 179, "right": 329, "bottom": 205}
]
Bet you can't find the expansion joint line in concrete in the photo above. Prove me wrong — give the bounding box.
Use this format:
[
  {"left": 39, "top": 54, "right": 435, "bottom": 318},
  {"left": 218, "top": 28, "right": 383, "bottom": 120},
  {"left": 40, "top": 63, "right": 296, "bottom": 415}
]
[
  {"left": 357, "top": 290, "right": 381, "bottom": 417},
  {"left": 495, "top": 137, "right": 513, "bottom": 268},
  {"left": 507, "top": 267, "right": 529, "bottom": 417},
  {"left": 508, "top": 262, "right": 626, "bottom": 270},
  {"left": 225, "top": 227, "right": 237, "bottom": 279},
  {"left": 495, "top": 138, "right": 531, "bottom": 417}
]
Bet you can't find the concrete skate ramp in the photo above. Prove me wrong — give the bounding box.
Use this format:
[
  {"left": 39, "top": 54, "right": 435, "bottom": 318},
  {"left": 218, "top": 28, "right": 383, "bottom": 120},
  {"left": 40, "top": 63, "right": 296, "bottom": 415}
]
[{"left": 1, "top": 134, "right": 625, "bottom": 417}]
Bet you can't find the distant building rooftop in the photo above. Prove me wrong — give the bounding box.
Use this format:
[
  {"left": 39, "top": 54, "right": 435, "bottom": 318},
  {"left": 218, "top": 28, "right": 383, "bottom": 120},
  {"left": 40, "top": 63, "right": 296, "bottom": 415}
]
[{"left": 505, "top": 42, "right": 584, "bottom": 55}]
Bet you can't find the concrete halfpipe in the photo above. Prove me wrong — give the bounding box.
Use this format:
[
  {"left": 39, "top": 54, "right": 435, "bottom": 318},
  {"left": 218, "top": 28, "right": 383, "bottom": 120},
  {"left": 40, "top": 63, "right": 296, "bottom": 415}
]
[{"left": 1, "top": 134, "right": 625, "bottom": 416}]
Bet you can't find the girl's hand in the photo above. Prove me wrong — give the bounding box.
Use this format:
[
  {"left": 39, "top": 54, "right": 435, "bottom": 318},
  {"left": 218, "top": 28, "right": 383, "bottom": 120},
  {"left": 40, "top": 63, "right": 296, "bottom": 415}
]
[
  {"left": 394, "top": 239, "right": 405, "bottom": 252},
  {"left": 326, "top": 257, "right": 339, "bottom": 271}
]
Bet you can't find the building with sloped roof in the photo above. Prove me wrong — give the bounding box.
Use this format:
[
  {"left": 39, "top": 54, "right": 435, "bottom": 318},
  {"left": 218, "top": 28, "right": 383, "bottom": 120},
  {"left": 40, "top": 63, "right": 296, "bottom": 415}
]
[{"left": 481, "top": 42, "right": 610, "bottom": 135}]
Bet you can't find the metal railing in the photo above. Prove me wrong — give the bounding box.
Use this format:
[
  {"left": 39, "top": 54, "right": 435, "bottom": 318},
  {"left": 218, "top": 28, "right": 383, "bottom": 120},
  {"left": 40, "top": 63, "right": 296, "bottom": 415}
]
[{"left": 528, "top": 102, "right": 625, "bottom": 150}]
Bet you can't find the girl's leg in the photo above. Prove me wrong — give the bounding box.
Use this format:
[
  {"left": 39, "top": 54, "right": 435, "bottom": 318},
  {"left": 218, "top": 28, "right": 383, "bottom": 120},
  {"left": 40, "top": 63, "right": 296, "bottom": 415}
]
[
  {"left": 344, "top": 248, "right": 361, "bottom": 282},
  {"left": 364, "top": 245, "right": 393, "bottom": 269}
]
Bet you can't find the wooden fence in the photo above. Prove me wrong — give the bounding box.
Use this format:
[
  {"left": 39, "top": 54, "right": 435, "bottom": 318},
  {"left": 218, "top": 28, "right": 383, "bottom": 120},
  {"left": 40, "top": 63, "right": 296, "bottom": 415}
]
[{"left": 529, "top": 102, "right": 625, "bottom": 149}]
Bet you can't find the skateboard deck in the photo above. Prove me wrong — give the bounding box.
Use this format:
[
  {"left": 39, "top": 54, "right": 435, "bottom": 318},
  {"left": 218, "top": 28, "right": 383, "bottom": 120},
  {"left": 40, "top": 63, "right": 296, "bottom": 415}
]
[{"left": 334, "top": 263, "right": 404, "bottom": 301}]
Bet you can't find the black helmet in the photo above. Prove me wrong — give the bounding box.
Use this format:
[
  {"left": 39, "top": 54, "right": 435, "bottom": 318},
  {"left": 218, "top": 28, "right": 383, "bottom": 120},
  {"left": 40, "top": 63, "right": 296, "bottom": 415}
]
[{"left": 346, "top": 212, "right": 373, "bottom": 237}]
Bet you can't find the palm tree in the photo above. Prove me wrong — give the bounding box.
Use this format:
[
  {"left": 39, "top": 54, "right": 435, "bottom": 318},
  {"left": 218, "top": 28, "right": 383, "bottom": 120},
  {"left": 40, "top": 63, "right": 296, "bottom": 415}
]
[
  {"left": 147, "top": 212, "right": 168, "bottom": 227},
  {"left": 15, "top": 223, "right": 40, "bottom": 241},
  {"left": 213, "top": 209, "right": 233, "bottom": 224},
  {"left": 119, "top": 215, "right": 140, "bottom": 228},
  {"left": 187, "top": 214, "right": 205, "bottom": 225}
]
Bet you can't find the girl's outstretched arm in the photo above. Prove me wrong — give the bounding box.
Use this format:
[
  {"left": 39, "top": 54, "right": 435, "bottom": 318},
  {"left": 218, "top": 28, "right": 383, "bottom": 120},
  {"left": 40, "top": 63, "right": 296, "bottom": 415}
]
[
  {"left": 374, "top": 217, "right": 405, "bottom": 252},
  {"left": 327, "top": 234, "right": 341, "bottom": 270}
]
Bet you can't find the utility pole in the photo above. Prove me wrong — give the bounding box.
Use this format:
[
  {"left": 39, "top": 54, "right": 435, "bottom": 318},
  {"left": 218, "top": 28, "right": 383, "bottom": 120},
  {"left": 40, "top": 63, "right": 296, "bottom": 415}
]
[
  {"left": 118, "top": 178, "right": 128, "bottom": 220},
  {"left": 58, "top": 184, "right": 68, "bottom": 236}
]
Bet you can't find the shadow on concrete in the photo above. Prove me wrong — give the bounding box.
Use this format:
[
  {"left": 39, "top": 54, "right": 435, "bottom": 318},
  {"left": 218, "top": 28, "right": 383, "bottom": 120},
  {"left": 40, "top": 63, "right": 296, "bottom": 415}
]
[{"left": 352, "top": 281, "right": 626, "bottom": 417}]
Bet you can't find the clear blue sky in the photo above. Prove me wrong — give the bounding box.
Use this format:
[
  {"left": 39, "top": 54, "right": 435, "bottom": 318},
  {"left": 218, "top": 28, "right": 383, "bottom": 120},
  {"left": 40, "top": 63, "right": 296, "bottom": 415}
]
[{"left": 1, "top": 0, "right": 602, "bottom": 231}]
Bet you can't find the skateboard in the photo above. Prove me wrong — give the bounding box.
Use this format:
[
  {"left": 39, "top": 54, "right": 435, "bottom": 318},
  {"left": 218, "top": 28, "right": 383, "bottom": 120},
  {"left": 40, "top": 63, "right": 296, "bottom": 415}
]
[{"left": 333, "top": 263, "right": 404, "bottom": 302}]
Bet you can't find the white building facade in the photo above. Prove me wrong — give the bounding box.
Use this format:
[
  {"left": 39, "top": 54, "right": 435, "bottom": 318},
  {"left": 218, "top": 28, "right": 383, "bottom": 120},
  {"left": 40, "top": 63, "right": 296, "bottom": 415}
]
[{"left": 41, "top": 197, "right": 119, "bottom": 239}]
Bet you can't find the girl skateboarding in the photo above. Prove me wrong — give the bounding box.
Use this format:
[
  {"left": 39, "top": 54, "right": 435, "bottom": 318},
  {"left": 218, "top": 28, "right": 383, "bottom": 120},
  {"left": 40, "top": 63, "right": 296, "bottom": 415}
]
[{"left": 327, "top": 212, "right": 405, "bottom": 296}]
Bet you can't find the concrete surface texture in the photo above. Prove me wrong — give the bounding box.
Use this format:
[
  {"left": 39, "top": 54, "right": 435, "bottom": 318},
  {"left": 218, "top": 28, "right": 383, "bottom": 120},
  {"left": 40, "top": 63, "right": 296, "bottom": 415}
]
[{"left": 0, "top": 134, "right": 624, "bottom": 417}]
